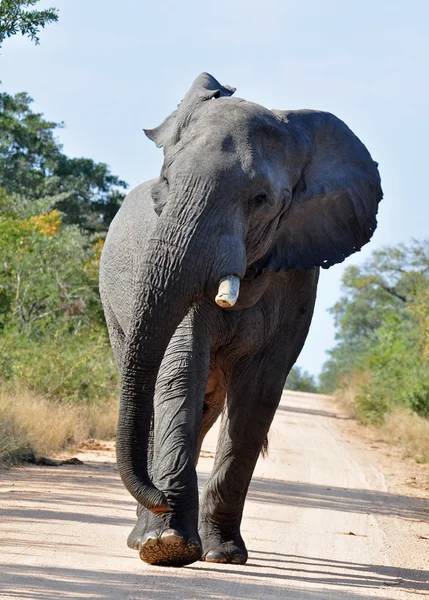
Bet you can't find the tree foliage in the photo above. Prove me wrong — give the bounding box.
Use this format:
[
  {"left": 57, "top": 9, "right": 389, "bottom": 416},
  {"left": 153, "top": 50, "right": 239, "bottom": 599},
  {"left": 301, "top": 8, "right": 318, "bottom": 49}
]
[
  {"left": 284, "top": 366, "right": 318, "bottom": 393},
  {"left": 0, "top": 193, "right": 118, "bottom": 401},
  {"left": 0, "top": 86, "right": 122, "bottom": 402},
  {"left": 0, "top": 209, "right": 102, "bottom": 337},
  {"left": 320, "top": 240, "right": 429, "bottom": 422},
  {"left": 0, "top": 88, "right": 127, "bottom": 233},
  {"left": 0, "top": 0, "right": 58, "bottom": 47}
]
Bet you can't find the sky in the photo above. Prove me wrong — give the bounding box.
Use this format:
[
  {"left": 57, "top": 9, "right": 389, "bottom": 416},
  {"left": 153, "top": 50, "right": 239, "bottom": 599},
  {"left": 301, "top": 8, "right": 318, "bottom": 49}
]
[{"left": 1, "top": 0, "right": 428, "bottom": 376}]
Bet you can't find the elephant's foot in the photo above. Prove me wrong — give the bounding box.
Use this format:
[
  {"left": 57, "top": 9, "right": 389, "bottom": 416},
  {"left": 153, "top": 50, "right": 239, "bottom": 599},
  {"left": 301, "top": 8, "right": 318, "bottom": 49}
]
[
  {"left": 200, "top": 532, "right": 248, "bottom": 564},
  {"left": 127, "top": 509, "right": 201, "bottom": 567},
  {"left": 127, "top": 518, "right": 147, "bottom": 551},
  {"left": 139, "top": 529, "right": 201, "bottom": 566}
]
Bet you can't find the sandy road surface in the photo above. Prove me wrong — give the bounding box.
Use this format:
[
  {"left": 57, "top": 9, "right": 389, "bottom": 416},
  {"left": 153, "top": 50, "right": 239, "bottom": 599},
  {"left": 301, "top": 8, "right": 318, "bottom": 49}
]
[{"left": 1, "top": 391, "right": 428, "bottom": 600}]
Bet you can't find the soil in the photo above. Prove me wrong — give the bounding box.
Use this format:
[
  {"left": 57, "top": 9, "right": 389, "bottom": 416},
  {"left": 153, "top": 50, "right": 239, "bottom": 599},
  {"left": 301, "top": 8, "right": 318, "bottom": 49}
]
[{"left": 1, "top": 391, "right": 428, "bottom": 599}]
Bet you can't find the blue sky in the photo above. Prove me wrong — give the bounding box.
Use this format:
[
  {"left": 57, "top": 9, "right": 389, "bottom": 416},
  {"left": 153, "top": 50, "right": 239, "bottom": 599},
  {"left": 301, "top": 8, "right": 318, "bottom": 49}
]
[{"left": 2, "top": 0, "right": 428, "bottom": 375}]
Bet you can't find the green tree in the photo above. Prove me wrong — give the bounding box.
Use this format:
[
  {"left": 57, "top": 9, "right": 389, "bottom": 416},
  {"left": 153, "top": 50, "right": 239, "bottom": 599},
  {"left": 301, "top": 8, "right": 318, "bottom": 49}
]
[
  {"left": 0, "top": 85, "right": 124, "bottom": 403},
  {"left": 320, "top": 240, "right": 429, "bottom": 422},
  {"left": 320, "top": 240, "right": 429, "bottom": 393},
  {"left": 0, "top": 208, "right": 118, "bottom": 401},
  {"left": 0, "top": 87, "right": 127, "bottom": 233},
  {"left": 358, "top": 309, "right": 429, "bottom": 421},
  {"left": 284, "top": 366, "right": 318, "bottom": 393},
  {"left": 0, "top": 0, "right": 58, "bottom": 47},
  {"left": 0, "top": 90, "right": 60, "bottom": 198},
  {"left": 0, "top": 210, "right": 103, "bottom": 337}
]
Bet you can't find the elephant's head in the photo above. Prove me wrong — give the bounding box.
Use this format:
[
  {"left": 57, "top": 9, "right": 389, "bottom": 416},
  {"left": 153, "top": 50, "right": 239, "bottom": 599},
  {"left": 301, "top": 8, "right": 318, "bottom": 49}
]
[{"left": 117, "top": 73, "right": 382, "bottom": 512}]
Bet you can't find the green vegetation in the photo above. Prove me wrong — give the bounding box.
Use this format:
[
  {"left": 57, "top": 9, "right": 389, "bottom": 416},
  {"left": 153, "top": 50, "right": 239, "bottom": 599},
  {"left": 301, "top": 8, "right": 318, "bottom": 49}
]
[
  {"left": 0, "top": 0, "right": 58, "bottom": 47},
  {"left": 0, "top": 85, "right": 124, "bottom": 463},
  {"left": 284, "top": 366, "right": 318, "bottom": 393},
  {"left": 0, "top": 89, "right": 127, "bottom": 233},
  {"left": 321, "top": 241, "right": 429, "bottom": 430}
]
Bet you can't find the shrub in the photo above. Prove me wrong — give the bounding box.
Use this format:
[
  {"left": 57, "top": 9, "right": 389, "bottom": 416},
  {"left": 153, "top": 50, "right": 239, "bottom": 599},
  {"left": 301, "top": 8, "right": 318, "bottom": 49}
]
[{"left": 0, "top": 328, "right": 118, "bottom": 403}]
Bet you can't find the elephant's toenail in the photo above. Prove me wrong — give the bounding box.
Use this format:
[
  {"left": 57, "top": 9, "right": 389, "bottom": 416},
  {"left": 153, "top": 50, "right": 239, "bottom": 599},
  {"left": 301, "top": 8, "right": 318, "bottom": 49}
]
[
  {"left": 230, "top": 553, "right": 247, "bottom": 564},
  {"left": 141, "top": 533, "right": 158, "bottom": 546},
  {"left": 204, "top": 550, "right": 227, "bottom": 563},
  {"left": 160, "top": 529, "right": 184, "bottom": 544}
]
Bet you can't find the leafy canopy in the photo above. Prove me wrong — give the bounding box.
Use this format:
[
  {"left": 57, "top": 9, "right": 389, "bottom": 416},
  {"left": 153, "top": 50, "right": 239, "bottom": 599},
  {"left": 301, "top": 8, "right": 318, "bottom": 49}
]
[
  {"left": 0, "top": 83, "right": 123, "bottom": 403},
  {"left": 0, "top": 87, "right": 127, "bottom": 233},
  {"left": 0, "top": 0, "right": 58, "bottom": 47},
  {"left": 0, "top": 196, "right": 118, "bottom": 402},
  {"left": 320, "top": 240, "right": 429, "bottom": 422}
]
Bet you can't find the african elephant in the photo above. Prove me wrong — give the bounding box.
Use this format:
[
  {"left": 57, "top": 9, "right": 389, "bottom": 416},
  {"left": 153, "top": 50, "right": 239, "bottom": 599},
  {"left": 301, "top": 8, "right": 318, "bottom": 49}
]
[{"left": 99, "top": 73, "right": 382, "bottom": 567}]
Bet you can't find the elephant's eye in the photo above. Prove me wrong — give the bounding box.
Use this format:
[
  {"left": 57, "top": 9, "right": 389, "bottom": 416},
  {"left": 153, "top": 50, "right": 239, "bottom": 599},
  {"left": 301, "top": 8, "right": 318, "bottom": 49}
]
[
  {"left": 251, "top": 193, "right": 268, "bottom": 209},
  {"left": 161, "top": 176, "right": 169, "bottom": 187}
]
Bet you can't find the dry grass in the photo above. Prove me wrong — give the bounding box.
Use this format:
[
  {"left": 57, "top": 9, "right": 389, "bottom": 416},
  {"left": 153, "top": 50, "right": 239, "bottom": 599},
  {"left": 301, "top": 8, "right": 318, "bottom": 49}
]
[
  {"left": 333, "top": 384, "right": 358, "bottom": 418},
  {"left": 379, "top": 409, "right": 429, "bottom": 464},
  {"left": 333, "top": 371, "right": 369, "bottom": 419},
  {"left": 0, "top": 384, "right": 118, "bottom": 465}
]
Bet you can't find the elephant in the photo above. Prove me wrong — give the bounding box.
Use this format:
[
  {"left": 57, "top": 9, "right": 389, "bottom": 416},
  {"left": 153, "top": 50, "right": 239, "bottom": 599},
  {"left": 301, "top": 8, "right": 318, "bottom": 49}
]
[{"left": 99, "top": 73, "right": 382, "bottom": 567}]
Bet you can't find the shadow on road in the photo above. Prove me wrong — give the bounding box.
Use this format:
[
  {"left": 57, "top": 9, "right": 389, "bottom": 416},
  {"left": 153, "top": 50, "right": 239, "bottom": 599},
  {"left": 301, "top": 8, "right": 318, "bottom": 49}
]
[
  {"left": 1, "top": 463, "right": 135, "bottom": 528},
  {"left": 191, "top": 552, "right": 429, "bottom": 596},
  {"left": 2, "top": 452, "right": 428, "bottom": 598},
  {"left": 2, "top": 560, "right": 426, "bottom": 600},
  {"left": 245, "top": 477, "right": 428, "bottom": 522},
  {"left": 245, "top": 551, "right": 429, "bottom": 594},
  {"left": 2, "top": 459, "right": 427, "bottom": 530},
  {"left": 197, "top": 472, "right": 428, "bottom": 523},
  {"left": 277, "top": 404, "right": 349, "bottom": 419}
]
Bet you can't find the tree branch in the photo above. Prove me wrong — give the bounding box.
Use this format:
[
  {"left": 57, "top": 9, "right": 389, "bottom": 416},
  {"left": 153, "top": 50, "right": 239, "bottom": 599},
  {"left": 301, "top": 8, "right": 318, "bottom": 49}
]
[{"left": 378, "top": 283, "right": 407, "bottom": 303}]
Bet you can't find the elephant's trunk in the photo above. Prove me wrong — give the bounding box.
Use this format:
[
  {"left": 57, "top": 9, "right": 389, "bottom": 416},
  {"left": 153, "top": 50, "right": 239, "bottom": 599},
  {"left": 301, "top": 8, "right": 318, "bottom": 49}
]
[
  {"left": 117, "top": 223, "right": 204, "bottom": 512},
  {"left": 116, "top": 182, "right": 246, "bottom": 513}
]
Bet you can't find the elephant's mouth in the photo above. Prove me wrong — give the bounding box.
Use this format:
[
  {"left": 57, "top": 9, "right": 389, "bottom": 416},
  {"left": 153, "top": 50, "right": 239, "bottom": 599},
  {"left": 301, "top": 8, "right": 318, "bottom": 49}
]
[{"left": 244, "top": 264, "right": 266, "bottom": 280}]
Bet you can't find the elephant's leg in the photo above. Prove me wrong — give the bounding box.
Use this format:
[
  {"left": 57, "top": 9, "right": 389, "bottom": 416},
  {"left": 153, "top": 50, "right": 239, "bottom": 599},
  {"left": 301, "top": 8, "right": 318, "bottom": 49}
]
[
  {"left": 128, "top": 314, "right": 211, "bottom": 567},
  {"left": 199, "top": 270, "right": 318, "bottom": 564},
  {"left": 198, "top": 349, "right": 285, "bottom": 564}
]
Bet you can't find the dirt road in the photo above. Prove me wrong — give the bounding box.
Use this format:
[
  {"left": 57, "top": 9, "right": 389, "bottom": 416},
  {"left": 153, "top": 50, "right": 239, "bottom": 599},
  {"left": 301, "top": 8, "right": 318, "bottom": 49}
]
[{"left": 1, "top": 391, "right": 428, "bottom": 599}]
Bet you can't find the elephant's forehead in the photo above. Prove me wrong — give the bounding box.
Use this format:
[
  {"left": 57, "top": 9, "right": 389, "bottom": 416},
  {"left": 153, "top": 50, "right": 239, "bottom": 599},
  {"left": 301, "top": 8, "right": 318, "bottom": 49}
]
[
  {"left": 187, "top": 100, "right": 283, "bottom": 173},
  {"left": 172, "top": 99, "right": 285, "bottom": 177},
  {"left": 195, "top": 98, "right": 278, "bottom": 136}
]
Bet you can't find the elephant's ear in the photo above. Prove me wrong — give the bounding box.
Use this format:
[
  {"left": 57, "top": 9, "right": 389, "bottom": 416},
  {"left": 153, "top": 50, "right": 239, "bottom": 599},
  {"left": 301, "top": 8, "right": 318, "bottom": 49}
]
[
  {"left": 144, "top": 111, "right": 178, "bottom": 149},
  {"left": 256, "top": 110, "right": 382, "bottom": 272},
  {"left": 144, "top": 73, "right": 236, "bottom": 150}
]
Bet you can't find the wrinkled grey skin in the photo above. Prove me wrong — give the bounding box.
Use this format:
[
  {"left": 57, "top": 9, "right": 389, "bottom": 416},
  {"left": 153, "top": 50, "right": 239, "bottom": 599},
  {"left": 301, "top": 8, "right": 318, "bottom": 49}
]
[{"left": 99, "top": 73, "right": 382, "bottom": 567}]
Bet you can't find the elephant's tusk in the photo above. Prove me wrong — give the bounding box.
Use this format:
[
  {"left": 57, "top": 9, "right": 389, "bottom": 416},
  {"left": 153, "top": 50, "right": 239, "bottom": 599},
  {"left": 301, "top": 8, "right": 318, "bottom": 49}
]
[{"left": 215, "top": 275, "right": 240, "bottom": 308}]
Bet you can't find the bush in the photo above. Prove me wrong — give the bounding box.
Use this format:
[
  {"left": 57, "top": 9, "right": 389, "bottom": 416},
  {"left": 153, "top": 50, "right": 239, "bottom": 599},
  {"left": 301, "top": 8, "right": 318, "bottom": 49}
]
[
  {"left": 354, "top": 384, "right": 391, "bottom": 425},
  {"left": 0, "top": 87, "right": 126, "bottom": 462},
  {"left": 0, "top": 207, "right": 119, "bottom": 403},
  {"left": 0, "top": 193, "right": 120, "bottom": 463},
  {"left": 0, "top": 329, "right": 118, "bottom": 403},
  {"left": 380, "top": 409, "right": 429, "bottom": 463},
  {"left": 321, "top": 240, "right": 429, "bottom": 423}
]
